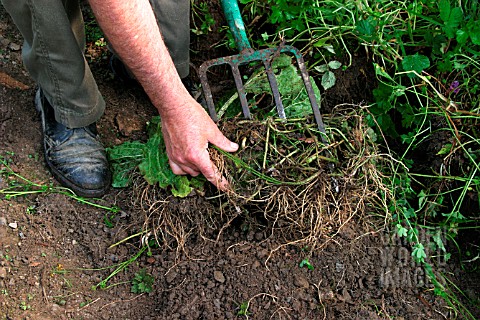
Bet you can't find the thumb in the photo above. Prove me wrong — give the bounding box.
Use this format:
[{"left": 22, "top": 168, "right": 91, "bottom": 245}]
[{"left": 210, "top": 129, "right": 239, "bottom": 153}]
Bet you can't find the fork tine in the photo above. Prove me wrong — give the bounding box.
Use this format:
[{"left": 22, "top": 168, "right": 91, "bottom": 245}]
[
  {"left": 263, "top": 58, "right": 286, "bottom": 119},
  {"left": 230, "top": 63, "right": 251, "bottom": 119}
]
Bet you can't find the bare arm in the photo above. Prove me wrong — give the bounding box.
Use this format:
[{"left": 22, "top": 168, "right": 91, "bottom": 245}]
[{"left": 88, "top": 0, "right": 238, "bottom": 190}]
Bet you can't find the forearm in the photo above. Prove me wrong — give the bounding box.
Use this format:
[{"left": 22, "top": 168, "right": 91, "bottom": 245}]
[{"left": 87, "top": 0, "right": 187, "bottom": 116}]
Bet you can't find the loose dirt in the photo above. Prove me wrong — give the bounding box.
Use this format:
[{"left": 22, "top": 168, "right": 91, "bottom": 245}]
[{"left": 1, "top": 3, "right": 479, "bottom": 320}]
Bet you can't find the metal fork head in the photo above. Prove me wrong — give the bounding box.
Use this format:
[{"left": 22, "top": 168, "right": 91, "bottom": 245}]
[{"left": 198, "top": 45, "right": 327, "bottom": 142}]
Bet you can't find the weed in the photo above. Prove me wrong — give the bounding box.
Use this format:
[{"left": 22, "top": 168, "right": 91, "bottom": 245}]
[
  {"left": 79, "top": 299, "right": 93, "bottom": 308},
  {"left": 299, "top": 258, "right": 314, "bottom": 270},
  {"left": 103, "top": 212, "right": 116, "bottom": 228},
  {"left": 192, "top": 2, "right": 216, "bottom": 35},
  {"left": 25, "top": 205, "right": 36, "bottom": 214},
  {"left": 131, "top": 269, "right": 155, "bottom": 294},
  {"left": 19, "top": 301, "right": 31, "bottom": 311},
  {"left": 313, "top": 60, "right": 342, "bottom": 90},
  {"left": 236, "top": 301, "right": 250, "bottom": 317},
  {"left": 0, "top": 153, "right": 120, "bottom": 213}
]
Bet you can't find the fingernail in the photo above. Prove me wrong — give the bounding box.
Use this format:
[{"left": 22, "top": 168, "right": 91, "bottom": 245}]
[{"left": 231, "top": 142, "right": 239, "bottom": 150}]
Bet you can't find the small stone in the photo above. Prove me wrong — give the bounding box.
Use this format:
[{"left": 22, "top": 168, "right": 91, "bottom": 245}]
[
  {"left": 146, "top": 257, "right": 155, "bottom": 264},
  {"left": 0, "top": 37, "right": 10, "bottom": 47},
  {"left": 68, "top": 229, "right": 74, "bottom": 233},
  {"left": 0, "top": 217, "right": 6, "bottom": 226},
  {"left": 72, "top": 240, "right": 77, "bottom": 245},
  {"left": 0, "top": 267, "right": 7, "bottom": 278},
  {"left": 335, "top": 262, "right": 344, "bottom": 273},
  {"left": 165, "top": 271, "right": 177, "bottom": 284},
  {"left": 294, "top": 275, "right": 309, "bottom": 288},
  {"left": 213, "top": 270, "right": 225, "bottom": 283},
  {"left": 337, "top": 288, "right": 352, "bottom": 303},
  {"left": 8, "top": 43, "right": 21, "bottom": 51},
  {"left": 8, "top": 222, "right": 17, "bottom": 229}
]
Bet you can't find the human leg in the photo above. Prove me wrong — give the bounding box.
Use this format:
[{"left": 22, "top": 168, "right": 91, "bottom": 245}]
[
  {"left": 1, "top": 0, "right": 105, "bottom": 128},
  {"left": 149, "top": 0, "right": 190, "bottom": 78},
  {"left": 1, "top": 0, "right": 110, "bottom": 197}
]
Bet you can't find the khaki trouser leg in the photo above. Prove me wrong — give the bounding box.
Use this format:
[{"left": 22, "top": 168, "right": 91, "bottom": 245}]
[
  {"left": 150, "top": 0, "right": 190, "bottom": 78},
  {"left": 1, "top": 0, "right": 190, "bottom": 127},
  {"left": 1, "top": 0, "right": 105, "bottom": 128}
]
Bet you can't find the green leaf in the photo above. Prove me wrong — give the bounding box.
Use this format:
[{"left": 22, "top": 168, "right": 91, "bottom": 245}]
[
  {"left": 401, "top": 53, "right": 430, "bottom": 78},
  {"left": 467, "top": 19, "right": 480, "bottom": 45},
  {"left": 432, "top": 229, "right": 446, "bottom": 252},
  {"left": 396, "top": 224, "right": 408, "bottom": 237},
  {"left": 321, "top": 70, "right": 336, "bottom": 90},
  {"left": 244, "top": 54, "right": 321, "bottom": 118},
  {"left": 299, "top": 258, "right": 314, "bottom": 270},
  {"left": 437, "top": 143, "right": 452, "bottom": 155},
  {"left": 439, "top": 0, "right": 463, "bottom": 38},
  {"left": 314, "top": 64, "right": 329, "bottom": 73},
  {"left": 327, "top": 60, "right": 342, "bottom": 70},
  {"left": 412, "top": 243, "right": 427, "bottom": 263},
  {"left": 418, "top": 190, "right": 428, "bottom": 210},
  {"left": 438, "top": 0, "right": 451, "bottom": 23},
  {"left": 456, "top": 29, "right": 469, "bottom": 44},
  {"left": 107, "top": 141, "right": 145, "bottom": 188},
  {"left": 356, "top": 18, "right": 376, "bottom": 37},
  {"left": 138, "top": 125, "right": 201, "bottom": 197},
  {"left": 373, "top": 63, "right": 393, "bottom": 81}
]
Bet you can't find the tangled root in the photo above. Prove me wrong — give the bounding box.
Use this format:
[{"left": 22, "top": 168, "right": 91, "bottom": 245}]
[{"left": 129, "top": 105, "right": 393, "bottom": 255}]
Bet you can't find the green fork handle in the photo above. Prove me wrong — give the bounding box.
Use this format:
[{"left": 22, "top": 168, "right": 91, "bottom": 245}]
[{"left": 221, "top": 0, "right": 253, "bottom": 53}]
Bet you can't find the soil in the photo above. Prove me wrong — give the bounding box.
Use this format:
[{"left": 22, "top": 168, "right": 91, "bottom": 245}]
[{"left": 1, "top": 3, "right": 479, "bottom": 320}]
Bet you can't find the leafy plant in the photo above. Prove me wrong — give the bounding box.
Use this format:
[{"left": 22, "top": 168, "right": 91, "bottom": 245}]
[
  {"left": 192, "top": 2, "right": 216, "bottom": 35},
  {"left": 236, "top": 301, "right": 251, "bottom": 316},
  {"left": 299, "top": 258, "right": 314, "bottom": 270},
  {"left": 19, "top": 301, "right": 31, "bottom": 311},
  {"left": 107, "top": 117, "right": 205, "bottom": 197},
  {"left": 314, "top": 60, "right": 342, "bottom": 90},
  {"left": 218, "top": 54, "right": 322, "bottom": 120},
  {"left": 131, "top": 269, "right": 155, "bottom": 294}
]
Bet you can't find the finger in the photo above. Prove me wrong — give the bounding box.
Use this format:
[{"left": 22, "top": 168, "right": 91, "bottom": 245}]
[
  {"left": 170, "top": 160, "right": 201, "bottom": 177},
  {"left": 169, "top": 161, "right": 187, "bottom": 175},
  {"left": 209, "top": 128, "right": 239, "bottom": 153},
  {"left": 195, "top": 150, "right": 230, "bottom": 191}
]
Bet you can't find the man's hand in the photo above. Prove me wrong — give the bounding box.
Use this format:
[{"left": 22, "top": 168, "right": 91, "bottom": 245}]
[
  {"left": 161, "top": 95, "right": 238, "bottom": 190},
  {"left": 88, "top": 0, "right": 238, "bottom": 190}
]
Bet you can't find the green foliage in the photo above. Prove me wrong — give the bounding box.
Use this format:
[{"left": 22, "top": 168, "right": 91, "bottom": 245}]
[
  {"left": 438, "top": 0, "right": 464, "bottom": 39},
  {"left": 299, "top": 258, "right": 314, "bottom": 270},
  {"left": 401, "top": 54, "right": 430, "bottom": 78},
  {"left": 107, "top": 118, "right": 205, "bottom": 197},
  {"left": 107, "top": 141, "right": 144, "bottom": 188},
  {"left": 236, "top": 301, "right": 251, "bottom": 316},
  {"left": 192, "top": 2, "right": 216, "bottom": 35},
  {"left": 207, "top": 1, "right": 480, "bottom": 316},
  {"left": 131, "top": 269, "right": 155, "bottom": 294},
  {"left": 220, "top": 54, "right": 321, "bottom": 119},
  {"left": 314, "top": 60, "right": 342, "bottom": 90}
]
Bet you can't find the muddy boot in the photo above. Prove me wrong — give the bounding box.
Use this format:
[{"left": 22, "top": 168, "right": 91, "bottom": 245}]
[{"left": 35, "top": 89, "right": 111, "bottom": 198}]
